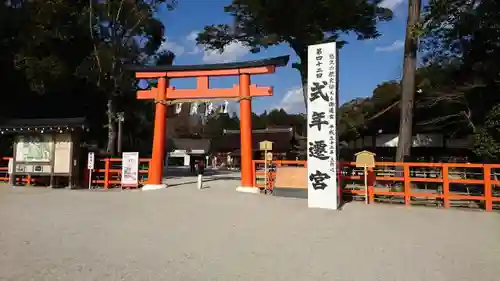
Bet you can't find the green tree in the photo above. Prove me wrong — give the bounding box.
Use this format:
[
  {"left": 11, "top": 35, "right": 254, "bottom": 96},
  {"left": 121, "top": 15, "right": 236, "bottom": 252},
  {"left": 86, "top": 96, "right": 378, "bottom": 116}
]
[
  {"left": 78, "top": 0, "right": 177, "bottom": 154},
  {"left": 196, "top": 0, "right": 392, "bottom": 108},
  {"left": 421, "top": 0, "right": 500, "bottom": 160},
  {"left": 1, "top": 0, "right": 179, "bottom": 155}
]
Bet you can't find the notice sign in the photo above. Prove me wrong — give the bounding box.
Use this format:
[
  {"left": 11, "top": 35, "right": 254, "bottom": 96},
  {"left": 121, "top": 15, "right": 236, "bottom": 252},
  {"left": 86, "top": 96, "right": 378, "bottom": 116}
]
[
  {"left": 121, "top": 152, "right": 139, "bottom": 187},
  {"left": 87, "top": 152, "right": 95, "bottom": 170},
  {"left": 307, "top": 42, "right": 339, "bottom": 210}
]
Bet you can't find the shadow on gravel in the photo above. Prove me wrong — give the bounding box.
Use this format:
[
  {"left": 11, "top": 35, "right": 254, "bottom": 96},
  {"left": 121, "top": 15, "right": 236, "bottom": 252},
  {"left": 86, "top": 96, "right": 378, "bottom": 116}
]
[
  {"left": 167, "top": 176, "right": 241, "bottom": 188},
  {"left": 164, "top": 168, "right": 234, "bottom": 179}
]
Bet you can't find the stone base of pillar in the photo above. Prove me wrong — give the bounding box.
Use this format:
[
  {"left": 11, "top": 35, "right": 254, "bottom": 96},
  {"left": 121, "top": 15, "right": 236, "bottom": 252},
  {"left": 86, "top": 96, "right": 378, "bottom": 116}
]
[
  {"left": 236, "top": 186, "right": 261, "bottom": 194},
  {"left": 142, "top": 184, "right": 167, "bottom": 191}
]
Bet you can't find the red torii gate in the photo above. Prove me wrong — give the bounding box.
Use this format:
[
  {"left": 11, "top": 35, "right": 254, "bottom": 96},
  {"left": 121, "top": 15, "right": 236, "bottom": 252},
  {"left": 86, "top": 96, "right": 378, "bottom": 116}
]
[{"left": 126, "top": 56, "right": 289, "bottom": 191}]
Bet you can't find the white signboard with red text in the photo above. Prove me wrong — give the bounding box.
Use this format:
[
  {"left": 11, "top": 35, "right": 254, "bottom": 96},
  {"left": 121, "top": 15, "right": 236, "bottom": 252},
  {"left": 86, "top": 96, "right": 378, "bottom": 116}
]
[{"left": 307, "top": 42, "right": 339, "bottom": 210}]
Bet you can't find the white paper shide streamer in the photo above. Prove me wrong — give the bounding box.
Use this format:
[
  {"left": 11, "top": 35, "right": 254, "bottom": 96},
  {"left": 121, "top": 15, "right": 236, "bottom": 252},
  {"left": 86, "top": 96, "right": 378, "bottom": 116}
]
[
  {"left": 206, "top": 103, "right": 214, "bottom": 117},
  {"left": 175, "top": 103, "right": 183, "bottom": 114},
  {"left": 190, "top": 102, "right": 198, "bottom": 115}
]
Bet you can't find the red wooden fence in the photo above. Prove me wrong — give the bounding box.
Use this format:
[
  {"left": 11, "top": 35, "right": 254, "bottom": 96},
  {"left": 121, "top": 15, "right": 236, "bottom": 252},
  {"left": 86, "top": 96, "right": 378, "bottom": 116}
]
[
  {"left": 253, "top": 160, "right": 500, "bottom": 212},
  {"left": 2, "top": 156, "right": 500, "bottom": 212}
]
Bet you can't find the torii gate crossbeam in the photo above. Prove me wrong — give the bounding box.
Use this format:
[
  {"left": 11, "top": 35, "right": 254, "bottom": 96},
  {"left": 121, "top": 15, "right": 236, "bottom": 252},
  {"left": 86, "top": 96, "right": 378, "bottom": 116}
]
[{"left": 125, "top": 56, "right": 289, "bottom": 192}]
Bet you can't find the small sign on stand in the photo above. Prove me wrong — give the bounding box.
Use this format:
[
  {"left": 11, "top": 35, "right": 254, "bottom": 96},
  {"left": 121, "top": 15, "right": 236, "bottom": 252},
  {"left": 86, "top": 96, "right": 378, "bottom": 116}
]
[
  {"left": 8, "top": 158, "right": 13, "bottom": 185},
  {"left": 87, "top": 152, "right": 95, "bottom": 189},
  {"left": 121, "top": 152, "right": 139, "bottom": 189},
  {"left": 259, "top": 140, "right": 273, "bottom": 191},
  {"left": 354, "top": 150, "right": 376, "bottom": 204}
]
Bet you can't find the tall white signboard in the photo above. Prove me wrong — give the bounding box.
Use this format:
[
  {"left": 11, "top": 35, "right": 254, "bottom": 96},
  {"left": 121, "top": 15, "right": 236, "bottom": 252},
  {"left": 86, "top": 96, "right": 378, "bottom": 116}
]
[
  {"left": 87, "top": 152, "right": 95, "bottom": 189},
  {"left": 307, "top": 42, "right": 339, "bottom": 210},
  {"left": 87, "top": 152, "right": 95, "bottom": 170},
  {"left": 121, "top": 152, "right": 139, "bottom": 188}
]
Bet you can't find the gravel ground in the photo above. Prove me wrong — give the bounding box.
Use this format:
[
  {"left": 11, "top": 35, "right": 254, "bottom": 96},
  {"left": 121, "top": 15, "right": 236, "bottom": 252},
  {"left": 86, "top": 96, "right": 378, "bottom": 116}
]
[{"left": 1, "top": 175, "right": 500, "bottom": 281}]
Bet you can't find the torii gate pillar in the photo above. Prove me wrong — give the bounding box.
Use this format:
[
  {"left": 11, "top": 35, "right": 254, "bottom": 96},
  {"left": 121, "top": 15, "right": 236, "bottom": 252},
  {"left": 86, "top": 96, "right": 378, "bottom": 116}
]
[
  {"left": 126, "top": 56, "right": 289, "bottom": 192},
  {"left": 238, "top": 73, "right": 254, "bottom": 192}
]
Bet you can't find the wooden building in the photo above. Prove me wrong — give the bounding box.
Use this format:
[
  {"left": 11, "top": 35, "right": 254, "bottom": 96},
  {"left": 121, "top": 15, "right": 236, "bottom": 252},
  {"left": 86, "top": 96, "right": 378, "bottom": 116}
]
[
  {"left": 0, "top": 117, "right": 88, "bottom": 187},
  {"left": 343, "top": 102, "right": 476, "bottom": 162},
  {"left": 212, "top": 127, "right": 304, "bottom": 166},
  {"left": 165, "top": 138, "right": 211, "bottom": 167}
]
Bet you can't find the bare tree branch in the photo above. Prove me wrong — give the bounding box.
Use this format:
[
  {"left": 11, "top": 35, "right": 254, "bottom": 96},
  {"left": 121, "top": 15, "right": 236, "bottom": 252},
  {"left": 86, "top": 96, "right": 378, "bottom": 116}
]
[
  {"left": 365, "top": 100, "right": 400, "bottom": 122},
  {"left": 89, "top": 0, "right": 102, "bottom": 86}
]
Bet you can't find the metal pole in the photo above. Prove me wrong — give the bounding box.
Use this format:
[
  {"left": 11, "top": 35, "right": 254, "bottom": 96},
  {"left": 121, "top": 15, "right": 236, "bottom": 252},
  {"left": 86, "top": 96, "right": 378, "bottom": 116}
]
[
  {"left": 264, "top": 149, "right": 268, "bottom": 191},
  {"left": 197, "top": 174, "right": 203, "bottom": 189},
  {"left": 364, "top": 165, "right": 368, "bottom": 204},
  {"left": 88, "top": 170, "right": 93, "bottom": 190}
]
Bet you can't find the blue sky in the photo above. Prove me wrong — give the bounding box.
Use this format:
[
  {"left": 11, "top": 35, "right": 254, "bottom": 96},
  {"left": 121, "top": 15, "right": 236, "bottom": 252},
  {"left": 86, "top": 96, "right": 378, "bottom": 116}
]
[{"left": 155, "top": 0, "right": 409, "bottom": 114}]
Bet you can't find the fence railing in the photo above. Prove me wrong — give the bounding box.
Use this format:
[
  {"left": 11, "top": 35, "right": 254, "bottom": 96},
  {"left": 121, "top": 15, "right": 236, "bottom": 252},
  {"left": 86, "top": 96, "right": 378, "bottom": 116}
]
[
  {"left": 0, "top": 157, "right": 33, "bottom": 184},
  {"left": 88, "top": 158, "right": 151, "bottom": 189},
  {"left": 3, "top": 157, "right": 500, "bottom": 211},
  {"left": 0, "top": 157, "right": 151, "bottom": 188},
  {"left": 253, "top": 160, "right": 500, "bottom": 212},
  {"left": 0, "top": 157, "right": 9, "bottom": 182}
]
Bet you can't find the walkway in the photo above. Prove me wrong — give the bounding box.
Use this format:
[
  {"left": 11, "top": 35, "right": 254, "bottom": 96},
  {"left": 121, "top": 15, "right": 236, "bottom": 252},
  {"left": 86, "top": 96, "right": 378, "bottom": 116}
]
[{"left": 1, "top": 176, "right": 499, "bottom": 281}]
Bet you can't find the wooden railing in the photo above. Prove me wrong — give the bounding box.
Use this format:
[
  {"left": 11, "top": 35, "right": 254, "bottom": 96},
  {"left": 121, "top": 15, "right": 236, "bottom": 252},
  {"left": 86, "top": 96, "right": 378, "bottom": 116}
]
[
  {"left": 0, "top": 157, "right": 9, "bottom": 182},
  {"left": 0, "top": 157, "right": 33, "bottom": 184},
  {"left": 88, "top": 158, "right": 151, "bottom": 189},
  {"left": 253, "top": 160, "right": 500, "bottom": 212},
  {"left": 2, "top": 157, "right": 500, "bottom": 211},
  {"left": 0, "top": 157, "right": 151, "bottom": 188}
]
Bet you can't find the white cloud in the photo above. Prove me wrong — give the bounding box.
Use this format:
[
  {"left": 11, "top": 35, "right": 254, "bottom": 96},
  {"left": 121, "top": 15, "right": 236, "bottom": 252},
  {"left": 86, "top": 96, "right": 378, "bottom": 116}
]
[
  {"left": 185, "top": 31, "right": 203, "bottom": 55},
  {"left": 375, "top": 40, "right": 404, "bottom": 52},
  {"left": 202, "top": 41, "right": 249, "bottom": 63},
  {"left": 157, "top": 37, "right": 185, "bottom": 56},
  {"left": 184, "top": 29, "right": 249, "bottom": 63},
  {"left": 274, "top": 87, "right": 306, "bottom": 114},
  {"left": 186, "top": 30, "right": 198, "bottom": 42},
  {"left": 379, "top": 0, "right": 405, "bottom": 10}
]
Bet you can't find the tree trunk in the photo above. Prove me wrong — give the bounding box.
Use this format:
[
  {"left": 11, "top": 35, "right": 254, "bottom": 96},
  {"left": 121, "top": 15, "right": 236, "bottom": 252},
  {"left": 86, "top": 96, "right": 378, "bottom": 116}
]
[
  {"left": 301, "top": 72, "right": 308, "bottom": 111},
  {"left": 106, "top": 99, "right": 117, "bottom": 156},
  {"left": 294, "top": 52, "right": 308, "bottom": 111},
  {"left": 117, "top": 116, "right": 123, "bottom": 154},
  {"left": 396, "top": 0, "right": 421, "bottom": 162}
]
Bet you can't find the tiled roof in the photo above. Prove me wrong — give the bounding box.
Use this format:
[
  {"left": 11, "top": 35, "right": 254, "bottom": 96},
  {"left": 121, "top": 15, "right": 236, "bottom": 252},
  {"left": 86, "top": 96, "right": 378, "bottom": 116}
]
[
  {"left": 0, "top": 117, "right": 86, "bottom": 129},
  {"left": 213, "top": 128, "right": 298, "bottom": 152},
  {"left": 0, "top": 117, "right": 87, "bottom": 134},
  {"left": 168, "top": 138, "right": 211, "bottom": 153}
]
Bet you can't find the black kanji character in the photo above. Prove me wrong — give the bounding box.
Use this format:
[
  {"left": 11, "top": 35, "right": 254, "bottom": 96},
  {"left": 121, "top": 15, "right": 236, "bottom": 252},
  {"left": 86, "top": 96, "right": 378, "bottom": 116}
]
[
  {"left": 309, "top": 81, "right": 329, "bottom": 102},
  {"left": 309, "top": 140, "right": 328, "bottom": 160},
  {"left": 309, "top": 170, "right": 331, "bottom": 190},
  {"left": 309, "top": 112, "right": 328, "bottom": 131}
]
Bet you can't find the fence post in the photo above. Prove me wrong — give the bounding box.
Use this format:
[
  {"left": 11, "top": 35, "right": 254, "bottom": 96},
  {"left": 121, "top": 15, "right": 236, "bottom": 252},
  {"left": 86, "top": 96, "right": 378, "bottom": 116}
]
[
  {"left": 442, "top": 165, "right": 450, "bottom": 209},
  {"left": 403, "top": 163, "right": 411, "bottom": 206},
  {"left": 147, "top": 159, "right": 152, "bottom": 184},
  {"left": 484, "top": 165, "right": 493, "bottom": 212},
  {"left": 252, "top": 160, "right": 256, "bottom": 188},
  {"left": 104, "top": 158, "right": 110, "bottom": 190},
  {"left": 368, "top": 167, "right": 375, "bottom": 204}
]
